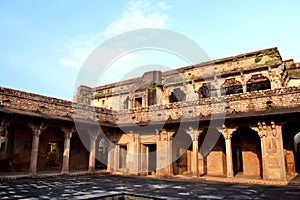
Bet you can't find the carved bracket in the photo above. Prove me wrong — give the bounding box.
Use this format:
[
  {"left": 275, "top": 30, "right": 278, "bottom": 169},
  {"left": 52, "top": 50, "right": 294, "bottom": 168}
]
[
  {"left": 61, "top": 126, "right": 76, "bottom": 139},
  {"left": 28, "top": 122, "right": 47, "bottom": 137},
  {"left": 256, "top": 121, "right": 267, "bottom": 138}
]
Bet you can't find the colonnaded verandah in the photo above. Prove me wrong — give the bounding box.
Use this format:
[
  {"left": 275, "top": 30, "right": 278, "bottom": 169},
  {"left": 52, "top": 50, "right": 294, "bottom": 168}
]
[{"left": 1, "top": 47, "right": 300, "bottom": 182}]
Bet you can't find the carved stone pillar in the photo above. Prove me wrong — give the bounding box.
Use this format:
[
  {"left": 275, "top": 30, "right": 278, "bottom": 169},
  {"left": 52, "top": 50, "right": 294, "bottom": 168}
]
[
  {"left": 220, "top": 125, "right": 236, "bottom": 178},
  {"left": 61, "top": 127, "right": 74, "bottom": 174},
  {"left": 88, "top": 131, "right": 98, "bottom": 174},
  {"left": 186, "top": 127, "right": 202, "bottom": 176},
  {"left": 28, "top": 123, "right": 47, "bottom": 176}
]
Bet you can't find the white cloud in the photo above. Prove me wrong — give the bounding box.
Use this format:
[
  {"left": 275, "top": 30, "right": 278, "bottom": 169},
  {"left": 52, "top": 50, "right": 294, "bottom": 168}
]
[
  {"left": 103, "top": 0, "right": 169, "bottom": 37},
  {"left": 58, "top": 0, "right": 170, "bottom": 73}
]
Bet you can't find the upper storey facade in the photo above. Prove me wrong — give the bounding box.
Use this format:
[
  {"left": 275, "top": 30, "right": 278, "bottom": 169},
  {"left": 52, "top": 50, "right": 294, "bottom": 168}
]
[{"left": 74, "top": 47, "right": 299, "bottom": 111}]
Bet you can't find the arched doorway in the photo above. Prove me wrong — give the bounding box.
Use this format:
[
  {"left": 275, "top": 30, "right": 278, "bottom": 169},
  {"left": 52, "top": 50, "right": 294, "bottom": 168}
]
[
  {"left": 172, "top": 130, "right": 192, "bottom": 175},
  {"left": 69, "top": 132, "right": 89, "bottom": 171},
  {"left": 95, "top": 136, "right": 108, "bottom": 170},
  {"left": 38, "top": 127, "right": 64, "bottom": 171},
  {"left": 282, "top": 122, "right": 300, "bottom": 176},
  {"left": 198, "top": 128, "right": 226, "bottom": 176},
  {"left": 231, "top": 126, "right": 262, "bottom": 178}
]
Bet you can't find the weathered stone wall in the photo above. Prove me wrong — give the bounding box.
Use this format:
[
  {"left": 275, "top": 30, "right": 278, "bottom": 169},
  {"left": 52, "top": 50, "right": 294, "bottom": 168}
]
[
  {"left": 115, "top": 86, "right": 300, "bottom": 125},
  {"left": 0, "top": 86, "right": 115, "bottom": 123}
]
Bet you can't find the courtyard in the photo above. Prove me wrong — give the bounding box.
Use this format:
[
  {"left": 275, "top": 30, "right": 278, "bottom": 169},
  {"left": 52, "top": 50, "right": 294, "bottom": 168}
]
[{"left": 0, "top": 174, "right": 300, "bottom": 199}]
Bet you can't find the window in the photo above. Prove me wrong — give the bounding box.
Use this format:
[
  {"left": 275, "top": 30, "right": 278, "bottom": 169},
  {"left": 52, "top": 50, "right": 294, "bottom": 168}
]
[{"left": 135, "top": 97, "right": 142, "bottom": 108}]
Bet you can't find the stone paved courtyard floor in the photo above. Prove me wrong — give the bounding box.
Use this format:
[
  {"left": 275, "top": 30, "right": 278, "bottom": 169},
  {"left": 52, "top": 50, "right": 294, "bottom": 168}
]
[{"left": 0, "top": 174, "right": 300, "bottom": 199}]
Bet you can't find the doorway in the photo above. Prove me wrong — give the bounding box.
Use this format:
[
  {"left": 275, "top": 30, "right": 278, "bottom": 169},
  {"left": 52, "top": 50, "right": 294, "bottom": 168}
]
[
  {"left": 233, "top": 146, "right": 243, "bottom": 175},
  {"left": 46, "top": 142, "right": 62, "bottom": 169}
]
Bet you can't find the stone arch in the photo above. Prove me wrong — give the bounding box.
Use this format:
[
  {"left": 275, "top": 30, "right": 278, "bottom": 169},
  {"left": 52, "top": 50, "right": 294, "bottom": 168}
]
[
  {"left": 0, "top": 122, "right": 32, "bottom": 172},
  {"left": 95, "top": 135, "right": 109, "bottom": 170},
  {"left": 172, "top": 129, "right": 192, "bottom": 175},
  {"left": 221, "top": 78, "right": 243, "bottom": 95},
  {"left": 197, "top": 128, "right": 226, "bottom": 176},
  {"left": 231, "top": 126, "right": 262, "bottom": 178},
  {"left": 169, "top": 88, "right": 186, "bottom": 103},
  {"left": 282, "top": 122, "right": 300, "bottom": 175},
  {"left": 38, "top": 126, "right": 64, "bottom": 171},
  {"left": 69, "top": 132, "right": 89, "bottom": 171},
  {"left": 198, "top": 83, "right": 211, "bottom": 98},
  {"left": 246, "top": 74, "right": 271, "bottom": 92}
]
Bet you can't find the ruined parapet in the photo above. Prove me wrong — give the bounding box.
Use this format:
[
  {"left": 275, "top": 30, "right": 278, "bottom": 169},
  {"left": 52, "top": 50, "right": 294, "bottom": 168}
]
[{"left": 0, "top": 86, "right": 115, "bottom": 124}]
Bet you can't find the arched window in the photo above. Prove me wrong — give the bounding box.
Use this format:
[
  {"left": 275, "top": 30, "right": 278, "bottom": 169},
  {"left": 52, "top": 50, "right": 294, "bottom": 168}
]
[
  {"left": 198, "top": 83, "right": 218, "bottom": 98},
  {"left": 221, "top": 78, "right": 243, "bottom": 95},
  {"left": 247, "top": 74, "right": 271, "bottom": 92},
  {"left": 169, "top": 88, "right": 186, "bottom": 103}
]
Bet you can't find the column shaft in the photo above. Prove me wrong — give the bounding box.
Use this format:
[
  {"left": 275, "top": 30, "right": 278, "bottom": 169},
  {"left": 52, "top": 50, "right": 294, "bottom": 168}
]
[
  {"left": 62, "top": 133, "right": 71, "bottom": 174},
  {"left": 191, "top": 140, "right": 199, "bottom": 176},
  {"left": 225, "top": 139, "right": 234, "bottom": 177},
  {"left": 88, "top": 138, "right": 96, "bottom": 173},
  {"left": 29, "top": 132, "right": 40, "bottom": 176}
]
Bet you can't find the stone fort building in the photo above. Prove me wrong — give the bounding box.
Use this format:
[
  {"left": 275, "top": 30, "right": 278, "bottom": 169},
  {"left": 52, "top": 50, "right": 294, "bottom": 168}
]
[{"left": 1, "top": 47, "right": 300, "bottom": 182}]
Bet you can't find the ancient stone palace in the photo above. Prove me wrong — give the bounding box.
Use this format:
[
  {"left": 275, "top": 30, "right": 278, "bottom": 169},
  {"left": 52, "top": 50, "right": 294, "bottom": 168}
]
[{"left": 1, "top": 47, "right": 300, "bottom": 182}]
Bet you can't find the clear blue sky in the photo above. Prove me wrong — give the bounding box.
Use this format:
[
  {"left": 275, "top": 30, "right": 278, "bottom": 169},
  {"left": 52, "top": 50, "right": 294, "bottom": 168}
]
[{"left": 0, "top": 0, "right": 299, "bottom": 100}]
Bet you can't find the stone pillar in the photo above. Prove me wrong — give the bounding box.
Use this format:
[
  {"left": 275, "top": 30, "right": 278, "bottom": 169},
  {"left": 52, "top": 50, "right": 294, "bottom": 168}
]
[
  {"left": 88, "top": 131, "right": 98, "bottom": 174},
  {"left": 275, "top": 122, "right": 287, "bottom": 180},
  {"left": 114, "top": 145, "right": 120, "bottom": 173},
  {"left": 167, "top": 131, "right": 175, "bottom": 176},
  {"left": 255, "top": 122, "right": 268, "bottom": 180},
  {"left": 28, "top": 123, "right": 47, "bottom": 176},
  {"left": 133, "top": 133, "right": 140, "bottom": 174},
  {"left": 186, "top": 127, "right": 202, "bottom": 176},
  {"left": 220, "top": 125, "right": 235, "bottom": 178},
  {"left": 225, "top": 137, "right": 234, "bottom": 177},
  {"left": 0, "top": 119, "right": 11, "bottom": 156},
  {"left": 107, "top": 142, "right": 115, "bottom": 173},
  {"left": 61, "top": 127, "right": 74, "bottom": 174}
]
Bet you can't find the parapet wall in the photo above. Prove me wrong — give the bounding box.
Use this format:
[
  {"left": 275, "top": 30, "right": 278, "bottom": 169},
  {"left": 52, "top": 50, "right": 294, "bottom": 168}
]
[
  {"left": 0, "top": 87, "right": 114, "bottom": 123},
  {"left": 115, "top": 86, "right": 300, "bottom": 125},
  {"left": 1, "top": 86, "right": 299, "bottom": 126}
]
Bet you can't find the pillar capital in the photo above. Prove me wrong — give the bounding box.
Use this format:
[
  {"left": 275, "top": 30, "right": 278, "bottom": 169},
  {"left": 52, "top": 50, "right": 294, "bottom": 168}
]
[
  {"left": 28, "top": 122, "right": 47, "bottom": 137},
  {"left": 254, "top": 121, "right": 267, "bottom": 138},
  {"left": 186, "top": 126, "right": 202, "bottom": 141},
  {"left": 61, "top": 126, "right": 76, "bottom": 139},
  {"left": 219, "top": 125, "right": 237, "bottom": 140},
  {"left": 270, "top": 121, "right": 277, "bottom": 137},
  {"left": 88, "top": 129, "right": 99, "bottom": 141}
]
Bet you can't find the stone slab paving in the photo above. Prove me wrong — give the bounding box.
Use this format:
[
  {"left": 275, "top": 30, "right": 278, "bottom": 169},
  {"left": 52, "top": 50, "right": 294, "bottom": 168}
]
[{"left": 0, "top": 174, "right": 300, "bottom": 199}]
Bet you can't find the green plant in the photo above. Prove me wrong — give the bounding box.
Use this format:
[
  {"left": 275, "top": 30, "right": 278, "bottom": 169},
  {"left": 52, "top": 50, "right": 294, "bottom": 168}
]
[
  {"left": 255, "top": 57, "right": 262, "bottom": 63},
  {"left": 233, "top": 57, "right": 239, "bottom": 62},
  {"left": 265, "top": 60, "right": 273, "bottom": 65},
  {"left": 260, "top": 50, "right": 266, "bottom": 54},
  {"left": 288, "top": 72, "right": 294, "bottom": 77}
]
